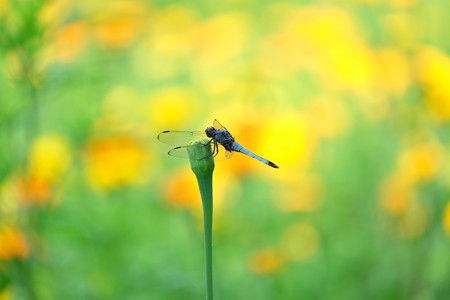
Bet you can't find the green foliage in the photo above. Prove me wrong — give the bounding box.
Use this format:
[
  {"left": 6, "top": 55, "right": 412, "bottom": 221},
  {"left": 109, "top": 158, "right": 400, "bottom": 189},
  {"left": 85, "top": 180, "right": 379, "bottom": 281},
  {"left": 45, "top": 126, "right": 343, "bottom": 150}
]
[{"left": 1, "top": 1, "right": 450, "bottom": 300}]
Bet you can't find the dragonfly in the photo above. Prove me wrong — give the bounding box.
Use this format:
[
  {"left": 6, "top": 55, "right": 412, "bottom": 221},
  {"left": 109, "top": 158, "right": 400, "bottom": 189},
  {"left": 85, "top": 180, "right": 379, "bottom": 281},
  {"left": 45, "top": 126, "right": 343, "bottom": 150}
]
[{"left": 158, "top": 119, "right": 279, "bottom": 168}]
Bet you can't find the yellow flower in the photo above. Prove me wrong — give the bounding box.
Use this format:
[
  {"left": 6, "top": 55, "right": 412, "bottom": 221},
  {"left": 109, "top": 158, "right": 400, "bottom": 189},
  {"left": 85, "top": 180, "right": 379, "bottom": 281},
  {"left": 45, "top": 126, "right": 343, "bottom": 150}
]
[
  {"left": 14, "top": 135, "right": 72, "bottom": 205},
  {"left": 145, "top": 86, "right": 201, "bottom": 129},
  {"left": 260, "top": 5, "right": 376, "bottom": 92},
  {"left": 249, "top": 249, "right": 283, "bottom": 276},
  {"left": 258, "top": 112, "right": 317, "bottom": 171},
  {"left": 280, "top": 222, "right": 320, "bottom": 262},
  {"left": 84, "top": 136, "right": 148, "bottom": 189},
  {"left": 0, "top": 227, "right": 29, "bottom": 261},
  {"left": 416, "top": 47, "right": 450, "bottom": 122},
  {"left": 375, "top": 48, "right": 411, "bottom": 97},
  {"left": 28, "top": 135, "right": 71, "bottom": 184},
  {"left": 190, "top": 12, "right": 249, "bottom": 71},
  {"left": 397, "top": 139, "right": 444, "bottom": 184}
]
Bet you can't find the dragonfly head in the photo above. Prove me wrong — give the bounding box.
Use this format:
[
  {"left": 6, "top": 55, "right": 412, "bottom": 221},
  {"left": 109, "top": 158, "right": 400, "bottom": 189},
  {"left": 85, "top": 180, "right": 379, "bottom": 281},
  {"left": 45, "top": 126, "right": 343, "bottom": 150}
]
[{"left": 205, "top": 126, "right": 215, "bottom": 138}]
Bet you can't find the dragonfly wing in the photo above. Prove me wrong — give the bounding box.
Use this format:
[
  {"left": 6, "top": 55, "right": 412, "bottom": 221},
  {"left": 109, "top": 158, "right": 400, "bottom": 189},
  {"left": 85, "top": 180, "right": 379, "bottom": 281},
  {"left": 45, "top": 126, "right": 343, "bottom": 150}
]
[
  {"left": 168, "top": 143, "right": 216, "bottom": 160},
  {"left": 212, "top": 143, "right": 232, "bottom": 161},
  {"left": 213, "top": 119, "right": 228, "bottom": 131},
  {"left": 167, "top": 146, "right": 190, "bottom": 158},
  {"left": 157, "top": 130, "right": 206, "bottom": 146},
  {"left": 225, "top": 150, "right": 233, "bottom": 159}
]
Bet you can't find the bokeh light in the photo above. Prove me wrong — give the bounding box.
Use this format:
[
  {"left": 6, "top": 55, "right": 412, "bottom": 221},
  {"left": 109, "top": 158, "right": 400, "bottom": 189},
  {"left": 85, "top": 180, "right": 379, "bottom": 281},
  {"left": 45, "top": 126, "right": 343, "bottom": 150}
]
[{"left": 1, "top": 0, "right": 449, "bottom": 299}]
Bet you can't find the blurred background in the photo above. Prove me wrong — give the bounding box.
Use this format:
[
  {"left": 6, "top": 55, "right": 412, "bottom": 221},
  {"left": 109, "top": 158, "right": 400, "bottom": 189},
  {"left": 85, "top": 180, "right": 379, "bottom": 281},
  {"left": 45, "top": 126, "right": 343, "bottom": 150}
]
[{"left": 1, "top": 0, "right": 450, "bottom": 299}]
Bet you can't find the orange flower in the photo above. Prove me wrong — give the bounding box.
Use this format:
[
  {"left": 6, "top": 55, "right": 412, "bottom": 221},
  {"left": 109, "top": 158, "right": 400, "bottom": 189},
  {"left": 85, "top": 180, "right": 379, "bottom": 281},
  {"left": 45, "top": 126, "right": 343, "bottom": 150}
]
[
  {"left": 49, "top": 21, "right": 89, "bottom": 63},
  {"left": 93, "top": 1, "right": 148, "bottom": 48},
  {"left": 163, "top": 168, "right": 201, "bottom": 211},
  {"left": 0, "top": 227, "right": 29, "bottom": 261},
  {"left": 18, "top": 175, "right": 52, "bottom": 206},
  {"left": 96, "top": 18, "right": 140, "bottom": 48},
  {"left": 85, "top": 136, "right": 148, "bottom": 189},
  {"left": 162, "top": 168, "right": 240, "bottom": 215},
  {"left": 249, "top": 249, "right": 283, "bottom": 275}
]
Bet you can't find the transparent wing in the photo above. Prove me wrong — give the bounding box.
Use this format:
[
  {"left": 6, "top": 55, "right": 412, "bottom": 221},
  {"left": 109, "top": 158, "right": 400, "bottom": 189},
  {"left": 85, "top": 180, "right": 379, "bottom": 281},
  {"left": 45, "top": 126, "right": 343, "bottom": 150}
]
[
  {"left": 167, "top": 146, "right": 190, "bottom": 158},
  {"left": 157, "top": 130, "right": 206, "bottom": 147},
  {"left": 213, "top": 119, "right": 227, "bottom": 130},
  {"left": 225, "top": 150, "right": 233, "bottom": 159},
  {"left": 168, "top": 142, "right": 213, "bottom": 160},
  {"left": 167, "top": 142, "right": 233, "bottom": 160},
  {"left": 211, "top": 142, "right": 233, "bottom": 161}
]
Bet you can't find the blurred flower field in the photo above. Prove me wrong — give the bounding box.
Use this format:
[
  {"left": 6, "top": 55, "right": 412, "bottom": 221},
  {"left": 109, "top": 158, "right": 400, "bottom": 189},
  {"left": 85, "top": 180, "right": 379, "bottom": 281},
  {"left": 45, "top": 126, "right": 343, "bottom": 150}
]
[{"left": 1, "top": 0, "right": 450, "bottom": 299}]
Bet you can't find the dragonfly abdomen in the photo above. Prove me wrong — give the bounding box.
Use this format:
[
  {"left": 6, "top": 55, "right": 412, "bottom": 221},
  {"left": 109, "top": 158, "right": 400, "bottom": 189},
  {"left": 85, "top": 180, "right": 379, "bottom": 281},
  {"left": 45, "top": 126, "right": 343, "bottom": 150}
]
[{"left": 231, "top": 142, "right": 279, "bottom": 168}]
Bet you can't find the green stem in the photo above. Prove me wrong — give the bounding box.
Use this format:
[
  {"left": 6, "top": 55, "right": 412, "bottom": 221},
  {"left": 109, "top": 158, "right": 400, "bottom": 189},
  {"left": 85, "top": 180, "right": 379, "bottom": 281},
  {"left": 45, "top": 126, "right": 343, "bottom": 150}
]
[
  {"left": 197, "top": 172, "right": 213, "bottom": 300},
  {"left": 187, "top": 140, "right": 215, "bottom": 300}
]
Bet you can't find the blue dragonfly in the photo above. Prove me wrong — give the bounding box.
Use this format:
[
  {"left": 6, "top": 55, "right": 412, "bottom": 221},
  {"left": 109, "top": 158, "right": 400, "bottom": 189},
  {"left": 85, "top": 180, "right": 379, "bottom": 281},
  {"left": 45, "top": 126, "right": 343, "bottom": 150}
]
[{"left": 158, "top": 119, "right": 279, "bottom": 168}]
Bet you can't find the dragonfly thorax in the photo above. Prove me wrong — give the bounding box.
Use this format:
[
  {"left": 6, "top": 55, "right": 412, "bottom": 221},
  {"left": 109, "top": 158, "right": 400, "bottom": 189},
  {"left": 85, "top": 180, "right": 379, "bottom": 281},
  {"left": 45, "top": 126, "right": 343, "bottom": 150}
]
[{"left": 205, "top": 126, "right": 235, "bottom": 151}]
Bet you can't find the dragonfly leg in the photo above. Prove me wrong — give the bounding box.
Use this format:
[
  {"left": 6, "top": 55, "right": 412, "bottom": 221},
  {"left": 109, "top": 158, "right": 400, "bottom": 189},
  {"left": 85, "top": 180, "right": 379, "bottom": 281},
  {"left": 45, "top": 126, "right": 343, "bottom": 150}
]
[
  {"left": 197, "top": 139, "right": 215, "bottom": 160},
  {"left": 213, "top": 141, "right": 219, "bottom": 157}
]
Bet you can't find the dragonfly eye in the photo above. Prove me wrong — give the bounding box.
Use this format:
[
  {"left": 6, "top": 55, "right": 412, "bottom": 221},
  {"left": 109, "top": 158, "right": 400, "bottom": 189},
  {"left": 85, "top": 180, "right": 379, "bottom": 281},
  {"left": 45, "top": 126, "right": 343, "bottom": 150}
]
[{"left": 205, "top": 126, "right": 215, "bottom": 138}]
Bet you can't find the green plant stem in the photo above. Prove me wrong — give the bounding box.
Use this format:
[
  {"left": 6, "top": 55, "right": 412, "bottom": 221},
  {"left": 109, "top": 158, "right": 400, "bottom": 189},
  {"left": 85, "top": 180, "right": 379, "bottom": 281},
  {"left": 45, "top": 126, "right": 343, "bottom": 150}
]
[
  {"left": 197, "top": 172, "right": 213, "bottom": 300},
  {"left": 187, "top": 140, "right": 215, "bottom": 300}
]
